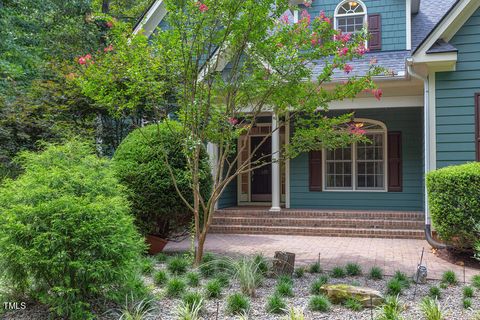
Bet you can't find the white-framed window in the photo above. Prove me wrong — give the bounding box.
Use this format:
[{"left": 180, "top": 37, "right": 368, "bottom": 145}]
[
  {"left": 334, "top": 0, "right": 367, "bottom": 33},
  {"left": 323, "top": 119, "right": 387, "bottom": 192}
]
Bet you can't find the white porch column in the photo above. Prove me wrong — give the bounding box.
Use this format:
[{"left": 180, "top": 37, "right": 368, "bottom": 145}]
[
  {"left": 270, "top": 113, "right": 281, "bottom": 212},
  {"left": 206, "top": 142, "right": 219, "bottom": 210}
]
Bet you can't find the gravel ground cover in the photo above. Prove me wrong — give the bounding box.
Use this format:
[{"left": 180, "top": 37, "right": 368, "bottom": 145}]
[{"left": 2, "top": 252, "right": 480, "bottom": 319}]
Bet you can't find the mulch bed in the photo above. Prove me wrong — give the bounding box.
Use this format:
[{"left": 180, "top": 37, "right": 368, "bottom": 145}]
[{"left": 433, "top": 247, "right": 480, "bottom": 270}]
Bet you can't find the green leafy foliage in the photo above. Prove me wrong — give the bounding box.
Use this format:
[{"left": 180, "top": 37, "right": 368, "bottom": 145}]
[
  {"left": 330, "top": 266, "right": 346, "bottom": 278},
  {"left": 309, "top": 262, "right": 322, "bottom": 274},
  {"left": 441, "top": 270, "right": 458, "bottom": 286},
  {"left": 294, "top": 267, "right": 306, "bottom": 278},
  {"left": 344, "top": 297, "right": 363, "bottom": 311},
  {"left": 0, "top": 141, "right": 145, "bottom": 319},
  {"left": 310, "top": 276, "right": 329, "bottom": 295},
  {"left": 113, "top": 122, "right": 211, "bottom": 237},
  {"left": 369, "top": 267, "right": 384, "bottom": 280},
  {"left": 186, "top": 272, "right": 201, "bottom": 287},
  {"left": 427, "top": 163, "right": 480, "bottom": 254},
  {"left": 266, "top": 294, "right": 287, "bottom": 314},
  {"left": 167, "top": 256, "right": 190, "bottom": 275},
  {"left": 205, "top": 279, "right": 222, "bottom": 299},
  {"left": 275, "top": 282, "right": 294, "bottom": 297},
  {"left": 166, "top": 278, "right": 187, "bottom": 298},
  {"left": 375, "top": 295, "right": 405, "bottom": 320},
  {"left": 154, "top": 271, "right": 168, "bottom": 287},
  {"left": 472, "top": 274, "right": 480, "bottom": 289},
  {"left": 308, "top": 295, "right": 331, "bottom": 312},
  {"left": 428, "top": 286, "right": 441, "bottom": 299},
  {"left": 226, "top": 293, "right": 250, "bottom": 315},
  {"left": 345, "top": 263, "right": 362, "bottom": 276},
  {"left": 420, "top": 298, "right": 445, "bottom": 320}
]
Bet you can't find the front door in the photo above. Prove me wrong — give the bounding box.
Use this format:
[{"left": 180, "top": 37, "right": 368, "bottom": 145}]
[{"left": 250, "top": 136, "right": 272, "bottom": 202}]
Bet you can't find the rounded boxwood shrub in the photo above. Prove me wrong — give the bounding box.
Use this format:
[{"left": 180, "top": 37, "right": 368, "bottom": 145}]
[
  {"left": 426, "top": 162, "right": 480, "bottom": 252},
  {"left": 0, "top": 141, "right": 145, "bottom": 319},
  {"left": 112, "top": 121, "right": 212, "bottom": 238}
]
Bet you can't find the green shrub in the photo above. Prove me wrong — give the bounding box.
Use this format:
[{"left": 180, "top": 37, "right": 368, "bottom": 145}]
[
  {"left": 154, "top": 270, "right": 168, "bottom": 286},
  {"left": 472, "top": 274, "right": 480, "bottom": 288},
  {"left": 186, "top": 272, "right": 200, "bottom": 287},
  {"left": 0, "top": 141, "right": 145, "bottom": 319},
  {"left": 369, "top": 267, "right": 383, "bottom": 280},
  {"left": 463, "top": 286, "right": 474, "bottom": 298},
  {"left": 266, "top": 294, "right": 286, "bottom": 314},
  {"left": 167, "top": 256, "right": 190, "bottom": 275},
  {"left": 310, "top": 276, "right": 329, "bottom": 295},
  {"left": 112, "top": 122, "right": 212, "bottom": 238},
  {"left": 182, "top": 291, "right": 203, "bottom": 309},
  {"left": 375, "top": 295, "right": 404, "bottom": 320},
  {"left": 275, "top": 282, "right": 294, "bottom": 297},
  {"left": 277, "top": 275, "right": 293, "bottom": 286},
  {"left": 387, "top": 279, "right": 404, "bottom": 296},
  {"left": 309, "top": 262, "right": 322, "bottom": 273},
  {"left": 441, "top": 270, "right": 457, "bottom": 285},
  {"left": 141, "top": 257, "right": 156, "bottom": 275},
  {"left": 345, "top": 263, "right": 362, "bottom": 276},
  {"left": 420, "top": 297, "right": 444, "bottom": 320},
  {"left": 205, "top": 279, "right": 222, "bottom": 299},
  {"left": 344, "top": 297, "right": 363, "bottom": 311},
  {"left": 294, "top": 267, "right": 306, "bottom": 278},
  {"left": 226, "top": 293, "right": 250, "bottom": 315},
  {"left": 428, "top": 286, "right": 441, "bottom": 299},
  {"left": 308, "top": 295, "right": 331, "bottom": 312},
  {"left": 166, "top": 277, "right": 187, "bottom": 297},
  {"left": 330, "top": 266, "right": 346, "bottom": 278},
  {"left": 426, "top": 162, "right": 480, "bottom": 253}
]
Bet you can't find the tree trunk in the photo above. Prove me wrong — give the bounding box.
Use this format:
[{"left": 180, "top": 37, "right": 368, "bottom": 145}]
[{"left": 273, "top": 251, "right": 296, "bottom": 276}]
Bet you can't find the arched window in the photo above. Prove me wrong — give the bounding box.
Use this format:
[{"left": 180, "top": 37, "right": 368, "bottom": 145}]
[
  {"left": 334, "top": 0, "right": 367, "bottom": 34},
  {"left": 324, "top": 119, "right": 387, "bottom": 191}
]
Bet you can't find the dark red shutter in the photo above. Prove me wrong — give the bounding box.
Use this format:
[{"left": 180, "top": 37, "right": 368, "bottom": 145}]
[
  {"left": 309, "top": 150, "right": 322, "bottom": 191},
  {"left": 476, "top": 93, "right": 480, "bottom": 162},
  {"left": 368, "top": 14, "right": 382, "bottom": 51},
  {"left": 388, "top": 132, "right": 402, "bottom": 192}
]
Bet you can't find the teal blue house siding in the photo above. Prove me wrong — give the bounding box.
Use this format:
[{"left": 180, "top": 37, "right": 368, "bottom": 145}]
[
  {"left": 306, "top": 0, "right": 406, "bottom": 51},
  {"left": 218, "top": 177, "right": 237, "bottom": 208},
  {"left": 290, "top": 107, "right": 424, "bottom": 211},
  {"left": 435, "top": 8, "right": 480, "bottom": 168}
]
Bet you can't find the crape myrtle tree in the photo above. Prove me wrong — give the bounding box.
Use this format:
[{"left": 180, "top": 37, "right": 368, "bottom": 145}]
[{"left": 76, "top": 0, "right": 387, "bottom": 265}]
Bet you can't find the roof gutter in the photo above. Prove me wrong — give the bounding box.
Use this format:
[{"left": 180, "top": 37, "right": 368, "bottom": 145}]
[{"left": 406, "top": 58, "right": 448, "bottom": 250}]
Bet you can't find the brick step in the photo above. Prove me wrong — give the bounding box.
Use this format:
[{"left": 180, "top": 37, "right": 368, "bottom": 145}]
[
  {"left": 212, "top": 217, "right": 424, "bottom": 230},
  {"left": 215, "top": 209, "right": 424, "bottom": 221},
  {"left": 209, "top": 225, "right": 425, "bottom": 239}
]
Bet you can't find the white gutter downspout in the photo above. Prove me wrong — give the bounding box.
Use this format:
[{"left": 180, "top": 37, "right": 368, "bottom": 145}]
[{"left": 406, "top": 58, "right": 447, "bottom": 249}]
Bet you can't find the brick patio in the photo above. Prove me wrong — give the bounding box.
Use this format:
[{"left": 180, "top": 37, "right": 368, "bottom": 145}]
[{"left": 164, "top": 234, "right": 480, "bottom": 281}]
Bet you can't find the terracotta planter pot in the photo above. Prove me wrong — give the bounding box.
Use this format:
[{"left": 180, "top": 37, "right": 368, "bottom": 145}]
[{"left": 145, "top": 234, "right": 168, "bottom": 255}]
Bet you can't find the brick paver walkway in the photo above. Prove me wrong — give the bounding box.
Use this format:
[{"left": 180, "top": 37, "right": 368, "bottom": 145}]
[{"left": 165, "top": 234, "right": 480, "bottom": 281}]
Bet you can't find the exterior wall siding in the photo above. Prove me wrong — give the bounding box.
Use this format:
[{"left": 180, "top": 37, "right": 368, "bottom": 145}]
[
  {"left": 435, "top": 8, "right": 480, "bottom": 168},
  {"left": 290, "top": 107, "right": 424, "bottom": 211},
  {"left": 306, "top": 0, "right": 406, "bottom": 51},
  {"left": 218, "top": 175, "right": 237, "bottom": 209}
]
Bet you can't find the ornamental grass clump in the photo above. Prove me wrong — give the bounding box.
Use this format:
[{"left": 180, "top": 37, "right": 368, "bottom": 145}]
[
  {"left": 463, "top": 286, "right": 474, "bottom": 298},
  {"left": 204, "top": 279, "right": 222, "bottom": 299},
  {"left": 294, "top": 267, "right": 306, "bottom": 278},
  {"left": 472, "top": 274, "right": 480, "bottom": 288},
  {"left": 275, "top": 281, "right": 294, "bottom": 297},
  {"left": 344, "top": 297, "right": 363, "bottom": 311},
  {"left": 310, "top": 276, "right": 329, "bottom": 295},
  {"left": 226, "top": 293, "right": 250, "bottom": 315},
  {"left": 428, "top": 286, "right": 441, "bottom": 299},
  {"left": 308, "top": 295, "right": 331, "bottom": 312},
  {"left": 331, "top": 266, "right": 346, "bottom": 278},
  {"left": 463, "top": 298, "right": 472, "bottom": 309},
  {"left": 167, "top": 256, "right": 190, "bottom": 275},
  {"left": 387, "top": 279, "right": 404, "bottom": 296},
  {"left": 110, "top": 295, "right": 157, "bottom": 320},
  {"left": 174, "top": 298, "right": 203, "bottom": 320},
  {"left": 345, "top": 263, "right": 362, "bottom": 276},
  {"left": 441, "top": 270, "right": 458, "bottom": 286},
  {"left": 154, "top": 270, "right": 168, "bottom": 286},
  {"left": 0, "top": 141, "right": 146, "bottom": 320},
  {"left": 369, "top": 266, "right": 384, "bottom": 280},
  {"left": 141, "top": 257, "right": 156, "bottom": 275},
  {"left": 309, "top": 262, "right": 322, "bottom": 273},
  {"left": 222, "top": 257, "right": 264, "bottom": 297},
  {"left": 375, "top": 295, "right": 405, "bottom": 320},
  {"left": 266, "top": 294, "right": 287, "bottom": 314},
  {"left": 420, "top": 297, "right": 445, "bottom": 320},
  {"left": 166, "top": 277, "right": 187, "bottom": 297},
  {"left": 182, "top": 292, "right": 203, "bottom": 310},
  {"left": 186, "top": 272, "right": 201, "bottom": 287}
]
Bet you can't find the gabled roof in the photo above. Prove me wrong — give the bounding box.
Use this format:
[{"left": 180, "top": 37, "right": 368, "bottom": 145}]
[
  {"left": 426, "top": 39, "right": 457, "bottom": 54},
  {"left": 411, "top": 0, "right": 458, "bottom": 53}
]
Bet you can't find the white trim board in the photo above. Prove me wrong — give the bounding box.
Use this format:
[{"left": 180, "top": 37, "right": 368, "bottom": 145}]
[
  {"left": 133, "top": 0, "right": 166, "bottom": 37},
  {"left": 327, "top": 95, "right": 423, "bottom": 110}
]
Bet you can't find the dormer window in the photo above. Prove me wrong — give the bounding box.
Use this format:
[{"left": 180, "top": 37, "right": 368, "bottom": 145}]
[{"left": 334, "top": 0, "right": 367, "bottom": 33}]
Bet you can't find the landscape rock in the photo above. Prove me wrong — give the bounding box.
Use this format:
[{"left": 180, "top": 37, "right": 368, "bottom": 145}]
[{"left": 320, "top": 284, "right": 384, "bottom": 307}]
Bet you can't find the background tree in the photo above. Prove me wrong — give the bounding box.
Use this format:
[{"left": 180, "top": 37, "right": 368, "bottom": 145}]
[{"left": 76, "top": 0, "right": 386, "bottom": 264}]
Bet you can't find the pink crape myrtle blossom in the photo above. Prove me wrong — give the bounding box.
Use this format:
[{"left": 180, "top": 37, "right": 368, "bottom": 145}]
[
  {"left": 104, "top": 45, "right": 114, "bottom": 53},
  {"left": 338, "top": 47, "right": 348, "bottom": 56},
  {"left": 356, "top": 43, "right": 369, "bottom": 55},
  {"left": 343, "top": 64, "right": 353, "bottom": 74},
  {"left": 78, "top": 56, "right": 87, "bottom": 65},
  {"left": 371, "top": 88, "right": 383, "bottom": 100},
  {"left": 348, "top": 122, "right": 366, "bottom": 135},
  {"left": 303, "top": 0, "right": 313, "bottom": 7},
  {"left": 324, "top": 17, "right": 331, "bottom": 24},
  {"left": 280, "top": 13, "right": 290, "bottom": 24},
  {"left": 228, "top": 117, "right": 238, "bottom": 125},
  {"left": 106, "top": 21, "right": 114, "bottom": 28},
  {"left": 77, "top": 54, "right": 93, "bottom": 65},
  {"left": 300, "top": 10, "right": 311, "bottom": 24},
  {"left": 196, "top": 2, "right": 208, "bottom": 13}
]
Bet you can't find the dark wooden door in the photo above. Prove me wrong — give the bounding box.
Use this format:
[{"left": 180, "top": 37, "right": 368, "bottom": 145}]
[{"left": 250, "top": 136, "right": 272, "bottom": 202}]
